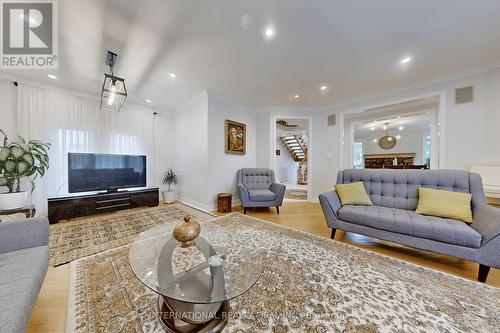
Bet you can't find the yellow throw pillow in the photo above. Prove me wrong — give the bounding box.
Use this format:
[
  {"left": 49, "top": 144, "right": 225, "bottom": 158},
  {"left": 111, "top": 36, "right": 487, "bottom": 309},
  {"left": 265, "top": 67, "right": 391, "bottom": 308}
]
[
  {"left": 335, "top": 182, "right": 373, "bottom": 206},
  {"left": 415, "top": 187, "right": 473, "bottom": 223}
]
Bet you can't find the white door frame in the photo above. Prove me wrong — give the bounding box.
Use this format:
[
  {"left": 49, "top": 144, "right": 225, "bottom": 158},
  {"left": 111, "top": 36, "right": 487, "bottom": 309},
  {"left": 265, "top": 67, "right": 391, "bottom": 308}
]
[
  {"left": 272, "top": 115, "right": 313, "bottom": 201},
  {"left": 338, "top": 91, "right": 447, "bottom": 170}
]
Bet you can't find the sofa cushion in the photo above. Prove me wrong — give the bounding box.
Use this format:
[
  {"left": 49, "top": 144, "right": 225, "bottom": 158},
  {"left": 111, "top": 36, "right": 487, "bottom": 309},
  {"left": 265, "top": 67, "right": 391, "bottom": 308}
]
[
  {"left": 338, "top": 205, "right": 482, "bottom": 248},
  {"left": 248, "top": 189, "right": 276, "bottom": 202},
  {"left": 0, "top": 246, "right": 49, "bottom": 333},
  {"left": 416, "top": 187, "right": 473, "bottom": 223},
  {"left": 335, "top": 182, "right": 373, "bottom": 206}
]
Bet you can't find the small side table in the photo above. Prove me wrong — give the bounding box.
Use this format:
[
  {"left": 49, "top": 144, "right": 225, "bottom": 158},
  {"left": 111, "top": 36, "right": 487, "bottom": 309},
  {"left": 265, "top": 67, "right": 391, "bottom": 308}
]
[
  {"left": 0, "top": 205, "right": 36, "bottom": 219},
  {"left": 217, "top": 193, "right": 232, "bottom": 213}
]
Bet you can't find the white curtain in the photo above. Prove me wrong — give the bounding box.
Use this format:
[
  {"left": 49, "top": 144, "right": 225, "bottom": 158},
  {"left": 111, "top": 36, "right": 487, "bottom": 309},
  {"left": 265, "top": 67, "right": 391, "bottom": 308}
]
[{"left": 17, "top": 84, "right": 155, "bottom": 216}]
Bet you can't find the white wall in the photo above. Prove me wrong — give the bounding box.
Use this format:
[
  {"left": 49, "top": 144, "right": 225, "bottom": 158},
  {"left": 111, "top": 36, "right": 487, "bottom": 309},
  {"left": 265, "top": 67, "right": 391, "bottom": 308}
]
[
  {"left": 170, "top": 92, "right": 257, "bottom": 211},
  {"left": 207, "top": 93, "right": 256, "bottom": 208},
  {"left": 171, "top": 92, "right": 209, "bottom": 209},
  {"left": 154, "top": 112, "right": 175, "bottom": 193},
  {"left": 356, "top": 128, "right": 429, "bottom": 165}
]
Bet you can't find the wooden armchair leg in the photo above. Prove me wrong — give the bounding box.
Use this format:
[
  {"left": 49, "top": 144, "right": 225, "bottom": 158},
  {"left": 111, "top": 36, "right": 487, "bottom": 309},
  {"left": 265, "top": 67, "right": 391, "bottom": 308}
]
[
  {"left": 276, "top": 206, "right": 280, "bottom": 214},
  {"left": 243, "top": 207, "right": 247, "bottom": 214},
  {"left": 331, "top": 228, "right": 337, "bottom": 239},
  {"left": 478, "top": 264, "right": 490, "bottom": 283}
]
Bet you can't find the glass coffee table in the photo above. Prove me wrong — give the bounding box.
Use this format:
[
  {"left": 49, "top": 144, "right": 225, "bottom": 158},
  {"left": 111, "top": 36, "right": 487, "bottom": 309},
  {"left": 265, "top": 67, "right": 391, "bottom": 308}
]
[{"left": 129, "top": 219, "right": 262, "bottom": 332}]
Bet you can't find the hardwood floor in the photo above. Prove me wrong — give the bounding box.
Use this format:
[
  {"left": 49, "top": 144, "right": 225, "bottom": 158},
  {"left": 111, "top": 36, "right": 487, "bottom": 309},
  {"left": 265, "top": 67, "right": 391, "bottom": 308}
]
[{"left": 27, "top": 201, "right": 499, "bottom": 333}]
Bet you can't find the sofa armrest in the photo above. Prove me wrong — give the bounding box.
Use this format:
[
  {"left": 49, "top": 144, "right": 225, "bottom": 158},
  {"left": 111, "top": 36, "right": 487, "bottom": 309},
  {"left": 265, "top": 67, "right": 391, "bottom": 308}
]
[
  {"left": 472, "top": 203, "right": 500, "bottom": 245},
  {"left": 238, "top": 184, "right": 250, "bottom": 207},
  {"left": 319, "top": 190, "right": 342, "bottom": 228},
  {"left": 270, "top": 183, "right": 286, "bottom": 206},
  {"left": 477, "top": 233, "right": 500, "bottom": 268},
  {"left": 0, "top": 217, "right": 49, "bottom": 254}
]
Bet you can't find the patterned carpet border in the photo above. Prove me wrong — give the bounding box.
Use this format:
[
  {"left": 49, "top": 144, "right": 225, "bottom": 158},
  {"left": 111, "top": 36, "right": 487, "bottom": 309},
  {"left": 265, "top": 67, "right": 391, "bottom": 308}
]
[{"left": 67, "top": 212, "right": 499, "bottom": 333}]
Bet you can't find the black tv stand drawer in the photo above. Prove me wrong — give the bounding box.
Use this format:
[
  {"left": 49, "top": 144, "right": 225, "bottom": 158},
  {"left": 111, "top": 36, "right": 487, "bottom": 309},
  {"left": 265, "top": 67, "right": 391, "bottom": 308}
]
[{"left": 48, "top": 188, "right": 159, "bottom": 224}]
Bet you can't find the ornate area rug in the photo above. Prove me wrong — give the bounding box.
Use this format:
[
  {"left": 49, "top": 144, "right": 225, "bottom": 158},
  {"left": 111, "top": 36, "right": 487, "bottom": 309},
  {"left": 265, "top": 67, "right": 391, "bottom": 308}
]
[
  {"left": 67, "top": 213, "right": 499, "bottom": 333},
  {"left": 285, "top": 189, "right": 307, "bottom": 200},
  {"left": 49, "top": 203, "right": 214, "bottom": 266}
]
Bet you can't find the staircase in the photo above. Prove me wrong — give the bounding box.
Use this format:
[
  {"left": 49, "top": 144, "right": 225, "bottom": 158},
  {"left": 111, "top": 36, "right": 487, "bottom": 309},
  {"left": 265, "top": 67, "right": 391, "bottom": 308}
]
[{"left": 280, "top": 135, "right": 307, "bottom": 162}]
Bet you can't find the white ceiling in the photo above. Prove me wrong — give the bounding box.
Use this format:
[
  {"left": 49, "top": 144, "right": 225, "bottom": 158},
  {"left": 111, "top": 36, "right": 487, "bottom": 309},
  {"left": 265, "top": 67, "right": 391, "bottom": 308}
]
[{"left": 2, "top": 0, "right": 500, "bottom": 111}]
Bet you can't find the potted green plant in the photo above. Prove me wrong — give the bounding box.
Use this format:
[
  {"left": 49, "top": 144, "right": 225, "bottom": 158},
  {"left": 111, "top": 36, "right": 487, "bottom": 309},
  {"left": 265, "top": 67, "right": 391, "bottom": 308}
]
[
  {"left": 0, "top": 130, "right": 50, "bottom": 210},
  {"left": 161, "top": 168, "right": 178, "bottom": 204}
]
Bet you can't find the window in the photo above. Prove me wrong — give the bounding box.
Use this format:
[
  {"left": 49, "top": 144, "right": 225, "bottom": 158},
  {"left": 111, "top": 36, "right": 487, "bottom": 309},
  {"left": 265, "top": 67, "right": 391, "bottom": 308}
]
[
  {"left": 423, "top": 133, "right": 431, "bottom": 168},
  {"left": 353, "top": 141, "right": 364, "bottom": 169}
]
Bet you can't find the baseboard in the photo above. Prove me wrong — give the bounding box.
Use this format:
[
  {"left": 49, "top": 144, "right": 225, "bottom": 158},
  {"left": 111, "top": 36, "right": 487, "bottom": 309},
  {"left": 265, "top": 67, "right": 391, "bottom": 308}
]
[
  {"left": 178, "top": 196, "right": 242, "bottom": 213},
  {"left": 177, "top": 196, "right": 213, "bottom": 213}
]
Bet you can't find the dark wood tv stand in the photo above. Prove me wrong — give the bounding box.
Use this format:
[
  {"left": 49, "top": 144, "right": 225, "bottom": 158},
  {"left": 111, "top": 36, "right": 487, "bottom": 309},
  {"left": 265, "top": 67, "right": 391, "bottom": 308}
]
[{"left": 47, "top": 188, "right": 159, "bottom": 224}]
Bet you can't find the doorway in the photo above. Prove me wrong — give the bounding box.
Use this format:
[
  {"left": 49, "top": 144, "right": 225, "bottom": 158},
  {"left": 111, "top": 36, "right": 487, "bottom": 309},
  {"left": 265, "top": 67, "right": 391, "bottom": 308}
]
[
  {"left": 274, "top": 118, "right": 310, "bottom": 201},
  {"left": 342, "top": 94, "right": 443, "bottom": 170}
]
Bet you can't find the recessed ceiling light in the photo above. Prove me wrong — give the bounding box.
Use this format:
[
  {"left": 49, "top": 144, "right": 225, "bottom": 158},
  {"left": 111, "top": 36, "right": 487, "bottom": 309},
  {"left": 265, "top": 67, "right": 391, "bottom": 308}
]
[
  {"left": 383, "top": 125, "right": 387, "bottom": 130},
  {"left": 145, "top": 99, "right": 152, "bottom": 103},
  {"left": 372, "top": 139, "right": 377, "bottom": 143},
  {"left": 400, "top": 56, "right": 413, "bottom": 65},
  {"left": 396, "top": 135, "right": 402, "bottom": 139},
  {"left": 370, "top": 127, "right": 375, "bottom": 131},
  {"left": 169, "top": 73, "right": 176, "bottom": 79},
  {"left": 48, "top": 74, "right": 57, "bottom": 79},
  {"left": 398, "top": 126, "right": 404, "bottom": 130},
  {"left": 293, "top": 94, "right": 300, "bottom": 99},
  {"left": 263, "top": 26, "right": 276, "bottom": 40},
  {"left": 320, "top": 85, "right": 328, "bottom": 91}
]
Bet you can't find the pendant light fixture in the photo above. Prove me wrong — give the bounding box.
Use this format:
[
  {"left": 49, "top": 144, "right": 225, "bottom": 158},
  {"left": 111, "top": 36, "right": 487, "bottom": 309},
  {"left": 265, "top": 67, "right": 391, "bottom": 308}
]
[
  {"left": 100, "top": 51, "right": 127, "bottom": 112},
  {"left": 378, "top": 122, "right": 397, "bottom": 149}
]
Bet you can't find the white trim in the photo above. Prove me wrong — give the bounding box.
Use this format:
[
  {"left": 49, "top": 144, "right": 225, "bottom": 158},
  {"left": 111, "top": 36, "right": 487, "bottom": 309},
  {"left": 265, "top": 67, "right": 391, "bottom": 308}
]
[
  {"left": 339, "top": 91, "right": 447, "bottom": 170},
  {"left": 271, "top": 115, "right": 313, "bottom": 202}
]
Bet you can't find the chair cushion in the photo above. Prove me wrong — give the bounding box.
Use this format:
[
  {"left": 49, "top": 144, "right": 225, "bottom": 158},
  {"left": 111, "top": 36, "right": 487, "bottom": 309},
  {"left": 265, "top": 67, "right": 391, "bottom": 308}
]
[
  {"left": 248, "top": 189, "right": 276, "bottom": 202},
  {"left": 338, "top": 205, "right": 482, "bottom": 248}
]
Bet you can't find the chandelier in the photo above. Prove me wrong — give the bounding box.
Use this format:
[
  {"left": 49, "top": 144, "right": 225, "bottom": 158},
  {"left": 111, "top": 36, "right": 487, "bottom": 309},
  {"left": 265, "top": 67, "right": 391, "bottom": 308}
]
[{"left": 378, "top": 123, "right": 397, "bottom": 149}]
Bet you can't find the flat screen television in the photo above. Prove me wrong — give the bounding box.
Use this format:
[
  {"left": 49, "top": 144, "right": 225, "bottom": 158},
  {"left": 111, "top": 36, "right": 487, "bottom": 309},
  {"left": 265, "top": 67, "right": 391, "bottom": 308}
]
[{"left": 68, "top": 153, "right": 146, "bottom": 193}]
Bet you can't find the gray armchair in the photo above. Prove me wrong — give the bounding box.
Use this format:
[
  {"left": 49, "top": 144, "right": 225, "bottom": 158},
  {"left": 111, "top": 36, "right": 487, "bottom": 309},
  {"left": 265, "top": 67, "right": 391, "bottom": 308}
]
[{"left": 237, "top": 168, "right": 286, "bottom": 214}]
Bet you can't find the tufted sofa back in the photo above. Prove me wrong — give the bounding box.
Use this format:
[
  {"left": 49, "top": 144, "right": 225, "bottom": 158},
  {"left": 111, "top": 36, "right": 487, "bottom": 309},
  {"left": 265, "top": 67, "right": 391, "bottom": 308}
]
[
  {"left": 238, "top": 168, "right": 275, "bottom": 190},
  {"left": 338, "top": 169, "right": 485, "bottom": 211}
]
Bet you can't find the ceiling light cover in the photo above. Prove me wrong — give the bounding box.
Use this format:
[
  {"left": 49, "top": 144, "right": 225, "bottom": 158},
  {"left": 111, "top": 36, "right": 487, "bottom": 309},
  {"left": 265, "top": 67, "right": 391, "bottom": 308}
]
[
  {"left": 169, "top": 73, "right": 176, "bottom": 79},
  {"left": 400, "top": 56, "right": 412, "bottom": 64},
  {"left": 263, "top": 26, "right": 276, "bottom": 39},
  {"left": 48, "top": 74, "right": 57, "bottom": 79}
]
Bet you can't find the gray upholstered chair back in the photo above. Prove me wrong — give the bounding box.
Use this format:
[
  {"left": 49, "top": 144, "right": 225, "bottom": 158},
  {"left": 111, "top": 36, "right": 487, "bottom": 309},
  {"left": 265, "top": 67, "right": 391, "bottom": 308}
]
[
  {"left": 238, "top": 168, "right": 275, "bottom": 190},
  {"left": 338, "top": 169, "right": 485, "bottom": 211}
]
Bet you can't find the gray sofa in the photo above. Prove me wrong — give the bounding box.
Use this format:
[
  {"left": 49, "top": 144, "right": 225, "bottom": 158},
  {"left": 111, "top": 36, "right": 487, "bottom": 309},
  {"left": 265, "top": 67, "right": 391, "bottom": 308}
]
[
  {"left": 237, "top": 168, "right": 286, "bottom": 214},
  {"left": 319, "top": 169, "right": 500, "bottom": 282},
  {"left": 0, "top": 217, "right": 49, "bottom": 333}
]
